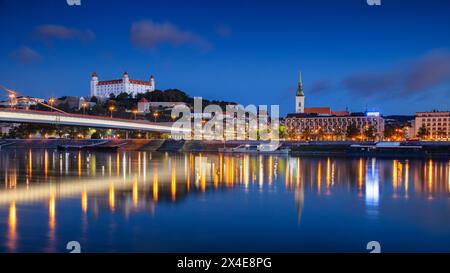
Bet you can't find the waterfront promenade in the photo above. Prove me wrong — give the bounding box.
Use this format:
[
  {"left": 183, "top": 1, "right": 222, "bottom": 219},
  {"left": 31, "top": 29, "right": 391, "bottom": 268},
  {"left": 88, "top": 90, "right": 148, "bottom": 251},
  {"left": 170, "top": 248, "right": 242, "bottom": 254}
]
[{"left": 1, "top": 139, "right": 449, "bottom": 158}]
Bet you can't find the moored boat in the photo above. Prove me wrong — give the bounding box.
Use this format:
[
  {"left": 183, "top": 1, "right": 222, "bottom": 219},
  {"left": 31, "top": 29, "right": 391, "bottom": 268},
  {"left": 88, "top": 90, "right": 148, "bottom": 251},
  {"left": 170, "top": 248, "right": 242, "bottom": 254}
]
[{"left": 219, "top": 143, "right": 289, "bottom": 155}]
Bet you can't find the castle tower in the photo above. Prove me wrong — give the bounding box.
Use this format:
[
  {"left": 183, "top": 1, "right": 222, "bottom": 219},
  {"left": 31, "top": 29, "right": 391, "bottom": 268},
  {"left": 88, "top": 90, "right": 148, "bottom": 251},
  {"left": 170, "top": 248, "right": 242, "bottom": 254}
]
[
  {"left": 122, "top": 71, "right": 129, "bottom": 82},
  {"left": 122, "top": 71, "right": 130, "bottom": 94},
  {"left": 90, "top": 72, "right": 98, "bottom": 97},
  {"left": 150, "top": 75, "right": 155, "bottom": 91},
  {"left": 295, "top": 71, "right": 305, "bottom": 113}
]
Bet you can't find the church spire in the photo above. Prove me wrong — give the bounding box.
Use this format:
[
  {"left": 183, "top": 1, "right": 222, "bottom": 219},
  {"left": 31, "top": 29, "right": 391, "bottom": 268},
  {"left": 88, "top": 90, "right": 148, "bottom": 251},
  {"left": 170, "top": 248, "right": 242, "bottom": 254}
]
[{"left": 296, "top": 71, "right": 304, "bottom": 96}]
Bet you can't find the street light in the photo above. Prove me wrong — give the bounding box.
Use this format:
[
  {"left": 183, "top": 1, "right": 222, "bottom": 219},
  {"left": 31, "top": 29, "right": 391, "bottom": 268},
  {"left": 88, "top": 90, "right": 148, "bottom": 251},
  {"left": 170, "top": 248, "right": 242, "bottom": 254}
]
[
  {"left": 48, "top": 97, "right": 56, "bottom": 111},
  {"left": 132, "top": 109, "right": 138, "bottom": 120},
  {"left": 109, "top": 105, "right": 116, "bottom": 118},
  {"left": 8, "top": 93, "right": 16, "bottom": 109},
  {"left": 81, "top": 102, "right": 88, "bottom": 114},
  {"left": 152, "top": 111, "right": 159, "bottom": 122}
]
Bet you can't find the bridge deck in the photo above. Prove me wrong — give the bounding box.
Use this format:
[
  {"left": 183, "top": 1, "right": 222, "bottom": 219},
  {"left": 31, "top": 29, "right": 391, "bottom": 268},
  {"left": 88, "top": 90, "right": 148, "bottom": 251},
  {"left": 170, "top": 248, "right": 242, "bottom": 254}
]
[{"left": 0, "top": 109, "right": 188, "bottom": 133}]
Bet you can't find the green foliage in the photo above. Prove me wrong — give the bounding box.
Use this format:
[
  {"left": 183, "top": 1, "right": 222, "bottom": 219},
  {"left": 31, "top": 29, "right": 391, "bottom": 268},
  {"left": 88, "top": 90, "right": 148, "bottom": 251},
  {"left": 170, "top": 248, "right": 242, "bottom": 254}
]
[
  {"left": 363, "top": 125, "right": 376, "bottom": 140},
  {"left": 417, "top": 125, "right": 428, "bottom": 139},
  {"left": 384, "top": 124, "right": 405, "bottom": 140},
  {"left": 346, "top": 123, "right": 360, "bottom": 139},
  {"left": 278, "top": 124, "right": 286, "bottom": 139}
]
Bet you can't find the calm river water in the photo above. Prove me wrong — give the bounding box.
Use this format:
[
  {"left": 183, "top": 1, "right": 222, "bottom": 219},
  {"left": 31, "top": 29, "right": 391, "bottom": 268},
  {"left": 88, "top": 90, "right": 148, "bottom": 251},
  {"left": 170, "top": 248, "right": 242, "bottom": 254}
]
[{"left": 0, "top": 149, "right": 449, "bottom": 253}]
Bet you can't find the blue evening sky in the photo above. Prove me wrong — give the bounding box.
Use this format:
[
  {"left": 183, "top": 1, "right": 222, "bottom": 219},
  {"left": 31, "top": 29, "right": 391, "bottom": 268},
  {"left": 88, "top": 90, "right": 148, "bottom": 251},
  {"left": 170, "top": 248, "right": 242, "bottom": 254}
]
[{"left": 0, "top": 0, "right": 449, "bottom": 115}]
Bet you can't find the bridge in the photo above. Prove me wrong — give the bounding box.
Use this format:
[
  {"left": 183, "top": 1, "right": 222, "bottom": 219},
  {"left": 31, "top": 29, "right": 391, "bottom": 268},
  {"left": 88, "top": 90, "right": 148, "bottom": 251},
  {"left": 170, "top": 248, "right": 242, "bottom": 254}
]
[
  {"left": 0, "top": 108, "right": 189, "bottom": 133},
  {"left": 0, "top": 85, "right": 189, "bottom": 134}
]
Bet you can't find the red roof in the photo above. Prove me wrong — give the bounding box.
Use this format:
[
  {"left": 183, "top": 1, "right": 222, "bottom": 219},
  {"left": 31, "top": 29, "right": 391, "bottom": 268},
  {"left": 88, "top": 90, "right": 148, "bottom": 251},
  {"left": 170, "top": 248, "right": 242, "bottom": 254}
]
[
  {"left": 331, "top": 110, "right": 350, "bottom": 116},
  {"left": 139, "top": 97, "right": 149, "bottom": 103},
  {"left": 97, "top": 79, "right": 152, "bottom": 86},
  {"left": 304, "top": 107, "right": 332, "bottom": 115},
  {"left": 130, "top": 79, "right": 152, "bottom": 86},
  {"left": 98, "top": 79, "right": 123, "bottom": 85},
  {"left": 304, "top": 107, "right": 349, "bottom": 116}
]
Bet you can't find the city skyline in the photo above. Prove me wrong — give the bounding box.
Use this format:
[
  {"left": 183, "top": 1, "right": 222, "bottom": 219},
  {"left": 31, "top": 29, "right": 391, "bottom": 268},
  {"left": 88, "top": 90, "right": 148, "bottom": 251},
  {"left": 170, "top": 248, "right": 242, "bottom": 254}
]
[
  {"left": 1, "top": 0, "right": 450, "bottom": 258},
  {"left": 0, "top": 0, "right": 450, "bottom": 115}
]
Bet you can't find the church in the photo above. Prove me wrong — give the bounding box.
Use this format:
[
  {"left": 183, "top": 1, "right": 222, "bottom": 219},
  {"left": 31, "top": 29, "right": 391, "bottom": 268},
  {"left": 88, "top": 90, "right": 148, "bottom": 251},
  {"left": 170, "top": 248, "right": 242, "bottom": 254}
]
[
  {"left": 90, "top": 72, "right": 155, "bottom": 98},
  {"left": 294, "top": 72, "right": 348, "bottom": 116},
  {"left": 286, "top": 71, "right": 385, "bottom": 140}
]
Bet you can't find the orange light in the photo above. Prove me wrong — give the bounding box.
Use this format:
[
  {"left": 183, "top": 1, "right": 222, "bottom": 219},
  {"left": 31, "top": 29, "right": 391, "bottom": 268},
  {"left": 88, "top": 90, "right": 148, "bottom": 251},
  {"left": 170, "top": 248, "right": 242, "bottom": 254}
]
[{"left": 81, "top": 191, "right": 88, "bottom": 213}]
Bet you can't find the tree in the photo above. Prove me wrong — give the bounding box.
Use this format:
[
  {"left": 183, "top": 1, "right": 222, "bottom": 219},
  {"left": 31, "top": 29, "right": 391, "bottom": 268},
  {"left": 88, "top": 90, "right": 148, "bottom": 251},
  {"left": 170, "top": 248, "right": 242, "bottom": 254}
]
[
  {"left": 91, "top": 132, "right": 102, "bottom": 139},
  {"left": 279, "top": 124, "right": 287, "bottom": 139},
  {"left": 116, "top": 92, "right": 131, "bottom": 101},
  {"left": 286, "top": 127, "right": 297, "bottom": 140},
  {"left": 437, "top": 128, "right": 447, "bottom": 140},
  {"left": 301, "top": 127, "right": 312, "bottom": 141},
  {"left": 332, "top": 127, "right": 345, "bottom": 141},
  {"left": 417, "top": 125, "right": 428, "bottom": 140},
  {"left": 364, "top": 125, "right": 376, "bottom": 141},
  {"left": 56, "top": 101, "right": 72, "bottom": 112},
  {"left": 346, "top": 123, "right": 360, "bottom": 140},
  {"left": 90, "top": 96, "right": 99, "bottom": 103},
  {"left": 315, "top": 127, "right": 324, "bottom": 141}
]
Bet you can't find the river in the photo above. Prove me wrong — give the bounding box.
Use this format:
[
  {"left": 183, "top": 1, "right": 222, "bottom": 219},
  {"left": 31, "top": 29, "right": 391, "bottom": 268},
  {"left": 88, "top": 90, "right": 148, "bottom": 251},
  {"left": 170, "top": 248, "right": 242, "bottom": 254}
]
[{"left": 0, "top": 149, "right": 449, "bottom": 252}]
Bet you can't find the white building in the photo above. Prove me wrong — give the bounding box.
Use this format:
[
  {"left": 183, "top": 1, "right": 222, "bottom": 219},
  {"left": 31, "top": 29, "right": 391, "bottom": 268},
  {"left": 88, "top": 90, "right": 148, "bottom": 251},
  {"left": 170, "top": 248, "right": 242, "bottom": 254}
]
[
  {"left": 414, "top": 110, "right": 450, "bottom": 140},
  {"left": 295, "top": 72, "right": 305, "bottom": 113},
  {"left": 286, "top": 71, "right": 384, "bottom": 140},
  {"left": 285, "top": 113, "right": 385, "bottom": 140},
  {"left": 91, "top": 72, "right": 155, "bottom": 98},
  {"left": 0, "top": 96, "right": 44, "bottom": 110},
  {"left": 137, "top": 98, "right": 186, "bottom": 114},
  {"left": 0, "top": 122, "right": 16, "bottom": 135}
]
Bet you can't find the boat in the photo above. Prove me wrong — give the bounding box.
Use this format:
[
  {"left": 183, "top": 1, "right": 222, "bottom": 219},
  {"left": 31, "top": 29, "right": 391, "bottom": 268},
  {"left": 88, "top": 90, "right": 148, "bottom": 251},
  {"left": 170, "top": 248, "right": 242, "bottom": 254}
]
[
  {"left": 348, "top": 141, "right": 424, "bottom": 157},
  {"left": 219, "top": 143, "right": 289, "bottom": 155},
  {"left": 57, "top": 140, "right": 126, "bottom": 151}
]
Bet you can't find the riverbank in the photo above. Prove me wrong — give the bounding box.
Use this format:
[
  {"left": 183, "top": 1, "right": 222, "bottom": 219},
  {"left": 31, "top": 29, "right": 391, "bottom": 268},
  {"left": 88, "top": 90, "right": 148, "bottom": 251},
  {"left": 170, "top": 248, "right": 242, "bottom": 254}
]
[{"left": 1, "top": 139, "right": 449, "bottom": 158}]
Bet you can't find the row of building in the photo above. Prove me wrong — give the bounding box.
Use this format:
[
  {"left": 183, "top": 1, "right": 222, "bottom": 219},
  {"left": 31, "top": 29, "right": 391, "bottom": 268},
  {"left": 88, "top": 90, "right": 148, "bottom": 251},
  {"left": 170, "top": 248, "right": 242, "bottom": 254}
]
[
  {"left": 284, "top": 73, "right": 449, "bottom": 141},
  {"left": 0, "top": 71, "right": 448, "bottom": 140},
  {"left": 285, "top": 73, "right": 385, "bottom": 140}
]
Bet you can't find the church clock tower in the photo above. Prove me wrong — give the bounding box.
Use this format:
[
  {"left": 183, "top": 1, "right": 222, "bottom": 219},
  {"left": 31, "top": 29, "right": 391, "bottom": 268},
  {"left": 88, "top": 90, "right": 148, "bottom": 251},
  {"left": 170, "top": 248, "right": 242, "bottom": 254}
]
[{"left": 295, "top": 71, "right": 305, "bottom": 113}]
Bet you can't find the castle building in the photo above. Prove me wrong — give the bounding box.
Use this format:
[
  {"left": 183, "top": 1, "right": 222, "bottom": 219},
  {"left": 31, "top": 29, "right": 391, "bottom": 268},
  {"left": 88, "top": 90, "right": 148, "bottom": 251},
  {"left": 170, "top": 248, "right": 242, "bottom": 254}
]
[{"left": 90, "top": 72, "right": 155, "bottom": 98}]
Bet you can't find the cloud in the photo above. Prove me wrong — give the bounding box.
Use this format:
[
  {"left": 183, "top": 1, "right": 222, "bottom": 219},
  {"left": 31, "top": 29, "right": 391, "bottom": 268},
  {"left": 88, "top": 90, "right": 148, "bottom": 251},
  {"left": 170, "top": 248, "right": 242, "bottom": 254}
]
[
  {"left": 130, "top": 20, "right": 211, "bottom": 51},
  {"left": 10, "top": 46, "right": 41, "bottom": 63},
  {"left": 342, "top": 49, "right": 450, "bottom": 98},
  {"left": 215, "top": 24, "right": 232, "bottom": 38},
  {"left": 34, "top": 24, "right": 95, "bottom": 44},
  {"left": 309, "top": 79, "right": 331, "bottom": 93},
  {"left": 404, "top": 50, "right": 450, "bottom": 94}
]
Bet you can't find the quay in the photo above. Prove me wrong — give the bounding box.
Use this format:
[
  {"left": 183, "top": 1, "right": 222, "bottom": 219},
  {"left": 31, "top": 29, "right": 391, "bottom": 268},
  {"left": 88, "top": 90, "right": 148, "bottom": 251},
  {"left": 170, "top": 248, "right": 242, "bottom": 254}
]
[{"left": 0, "top": 139, "right": 449, "bottom": 158}]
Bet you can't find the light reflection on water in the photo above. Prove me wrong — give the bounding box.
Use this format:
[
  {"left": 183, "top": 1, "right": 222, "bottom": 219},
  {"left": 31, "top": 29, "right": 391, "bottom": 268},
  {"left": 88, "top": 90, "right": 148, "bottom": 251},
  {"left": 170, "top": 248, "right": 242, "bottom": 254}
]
[{"left": 0, "top": 149, "right": 449, "bottom": 253}]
